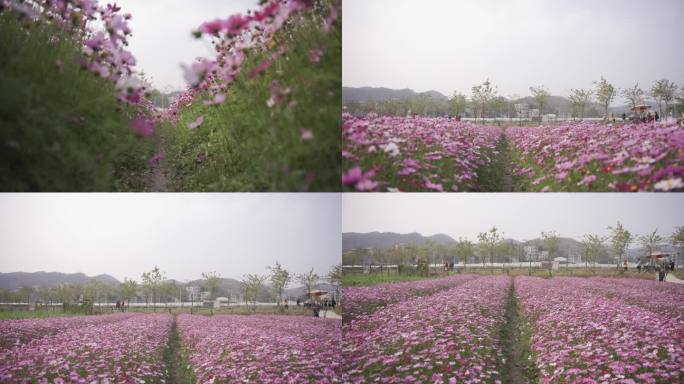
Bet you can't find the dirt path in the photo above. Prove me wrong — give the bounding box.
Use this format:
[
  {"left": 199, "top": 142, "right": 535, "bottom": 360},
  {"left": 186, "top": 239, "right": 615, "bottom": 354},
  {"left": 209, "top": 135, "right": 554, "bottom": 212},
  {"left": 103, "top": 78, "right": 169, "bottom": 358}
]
[
  {"left": 499, "top": 279, "right": 538, "bottom": 383},
  {"left": 145, "top": 133, "right": 175, "bottom": 192},
  {"left": 163, "top": 315, "right": 194, "bottom": 384},
  {"left": 665, "top": 273, "right": 684, "bottom": 284},
  {"left": 499, "top": 133, "right": 515, "bottom": 192}
]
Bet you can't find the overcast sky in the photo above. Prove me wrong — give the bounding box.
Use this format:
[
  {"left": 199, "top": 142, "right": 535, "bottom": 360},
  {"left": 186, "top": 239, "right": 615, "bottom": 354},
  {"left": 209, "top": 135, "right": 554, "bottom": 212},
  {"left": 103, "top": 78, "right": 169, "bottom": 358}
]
[
  {"left": 342, "top": 193, "right": 684, "bottom": 243},
  {"left": 343, "top": 0, "right": 684, "bottom": 102},
  {"left": 114, "top": 0, "right": 258, "bottom": 91},
  {"left": 0, "top": 194, "right": 340, "bottom": 282}
]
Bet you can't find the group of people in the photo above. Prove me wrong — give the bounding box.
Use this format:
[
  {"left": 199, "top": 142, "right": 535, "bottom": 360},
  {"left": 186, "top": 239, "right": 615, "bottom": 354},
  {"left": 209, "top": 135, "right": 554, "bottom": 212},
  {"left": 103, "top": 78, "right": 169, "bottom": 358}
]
[
  {"left": 303, "top": 297, "right": 337, "bottom": 317},
  {"left": 634, "top": 257, "right": 677, "bottom": 282},
  {"left": 616, "top": 111, "right": 660, "bottom": 123},
  {"left": 114, "top": 299, "right": 128, "bottom": 312}
]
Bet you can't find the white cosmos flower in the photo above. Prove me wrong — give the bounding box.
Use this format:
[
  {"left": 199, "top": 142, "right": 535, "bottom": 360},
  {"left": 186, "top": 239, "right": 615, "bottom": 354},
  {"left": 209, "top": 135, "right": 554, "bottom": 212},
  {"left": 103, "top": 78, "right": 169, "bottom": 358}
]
[
  {"left": 381, "top": 142, "right": 400, "bottom": 157},
  {"left": 654, "top": 178, "right": 683, "bottom": 191}
]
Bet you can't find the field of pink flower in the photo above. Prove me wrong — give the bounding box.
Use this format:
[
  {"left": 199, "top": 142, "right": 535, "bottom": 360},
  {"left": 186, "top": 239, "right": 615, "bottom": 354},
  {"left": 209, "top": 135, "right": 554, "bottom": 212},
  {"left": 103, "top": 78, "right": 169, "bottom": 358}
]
[
  {"left": 341, "top": 274, "right": 480, "bottom": 320},
  {"left": 507, "top": 121, "right": 684, "bottom": 192},
  {"left": 342, "top": 114, "right": 503, "bottom": 191},
  {"left": 0, "top": 313, "right": 172, "bottom": 383},
  {"left": 177, "top": 314, "right": 341, "bottom": 383},
  {"left": 343, "top": 275, "right": 510, "bottom": 383},
  {"left": 0, "top": 312, "right": 136, "bottom": 349},
  {"left": 516, "top": 276, "right": 684, "bottom": 383}
]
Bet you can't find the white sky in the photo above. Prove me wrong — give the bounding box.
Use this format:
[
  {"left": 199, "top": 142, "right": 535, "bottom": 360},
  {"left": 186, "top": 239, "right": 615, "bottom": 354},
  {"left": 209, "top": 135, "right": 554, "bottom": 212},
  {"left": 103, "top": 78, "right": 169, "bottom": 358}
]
[
  {"left": 343, "top": 0, "right": 684, "bottom": 102},
  {"left": 0, "top": 194, "right": 340, "bottom": 282},
  {"left": 113, "top": 0, "right": 259, "bottom": 91},
  {"left": 342, "top": 193, "right": 684, "bottom": 243}
]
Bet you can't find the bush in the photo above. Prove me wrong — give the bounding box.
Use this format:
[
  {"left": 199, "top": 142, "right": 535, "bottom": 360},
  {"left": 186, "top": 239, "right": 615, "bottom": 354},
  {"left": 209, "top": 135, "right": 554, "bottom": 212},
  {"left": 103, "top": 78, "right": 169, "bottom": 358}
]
[
  {"left": 162, "top": 1, "right": 341, "bottom": 191},
  {"left": 0, "top": 11, "right": 153, "bottom": 191}
]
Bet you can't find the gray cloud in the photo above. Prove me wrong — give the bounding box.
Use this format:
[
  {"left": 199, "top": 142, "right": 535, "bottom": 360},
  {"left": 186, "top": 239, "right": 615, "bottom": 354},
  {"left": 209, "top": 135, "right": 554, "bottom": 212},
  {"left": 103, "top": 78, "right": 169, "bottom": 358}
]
[
  {"left": 0, "top": 194, "right": 341, "bottom": 282},
  {"left": 115, "top": 0, "right": 259, "bottom": 91},
  {"left": 342, "top": 193, "right": 684, "bottom": 242},
  {"left": 343, "top": 0, "right": 684, "bottom": 102}
]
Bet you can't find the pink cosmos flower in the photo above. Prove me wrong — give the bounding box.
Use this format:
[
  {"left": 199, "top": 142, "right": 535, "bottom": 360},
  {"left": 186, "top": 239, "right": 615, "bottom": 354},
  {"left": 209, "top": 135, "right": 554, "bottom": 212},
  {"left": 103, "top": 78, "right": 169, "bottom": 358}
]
[
  {"left": 300, "top": 129, "right": 314, "bottom": 141},
  {"left": 424, "top": 179, "right": 444, "bottom": 192},
  {"left": 187, "top": 116, "right": 204, "bottom": 130},
  {"left": 342, "top": 166, "right": 378, "bottom": 191},
  {"left": 130, "top": 118, "right": 154, "bottom": 138},
  {"left": 224, "top": 14, "right": 249, "bottom": 35},
  {"left": 309, "top": 49, "right": 323, "bottom": 64},
  {"left": 148, "top": 153, "right": 164, "bottom": 166},
  {"left": 577, "top": 174, "right": 597, "bottom": 187},
  {"left": 200, "top": 19, "right": 223, "bottom": 35},
  {"left": 84, "top": 31, "right": 106, "bottom": 51}
]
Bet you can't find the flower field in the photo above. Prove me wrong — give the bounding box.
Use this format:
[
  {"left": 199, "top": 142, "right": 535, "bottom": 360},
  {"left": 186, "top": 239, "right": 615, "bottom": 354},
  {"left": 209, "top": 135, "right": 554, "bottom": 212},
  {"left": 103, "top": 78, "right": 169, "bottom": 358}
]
[
  {"left": 342, "top": 114, "right": 503, "bottom": 191},
  {"left": 177, "top": 314, "right": 341, "bottom": 383},
  {"left": 508, "top": 122, "right": 684, "bottom": 192},
  {"left": 343, "top": 275, "right": 510, "bottom": 383},
  {"left": 342, "top": 275, "right": 684, "bottom": 383},
  {"left": 341, "top": 114, "right": 684, "bottom": 192},
  {"left": 341, "top": 274, "right": 479, "bottom": 320},
  {"left": 0, "top": 313, "right": 172, "bottom": 383},
  {"left": 2, "top": 0, "right": 341, "bottom": 191},
  {"left": 517, "top": 276, "right": 684, "bottom": 383}
]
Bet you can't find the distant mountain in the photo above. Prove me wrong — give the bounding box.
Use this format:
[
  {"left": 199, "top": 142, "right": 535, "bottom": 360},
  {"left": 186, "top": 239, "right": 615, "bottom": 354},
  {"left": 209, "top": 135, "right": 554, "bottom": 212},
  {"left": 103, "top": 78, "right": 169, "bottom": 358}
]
[
  {"left": 343, "top": 232, "right": 457, "bottom": 252},
  {"left": 0, "top": 271, "right": 120, "bottom": 289},
  {"left": 342, "top": 86, "right": 448, "bottom": 103}
]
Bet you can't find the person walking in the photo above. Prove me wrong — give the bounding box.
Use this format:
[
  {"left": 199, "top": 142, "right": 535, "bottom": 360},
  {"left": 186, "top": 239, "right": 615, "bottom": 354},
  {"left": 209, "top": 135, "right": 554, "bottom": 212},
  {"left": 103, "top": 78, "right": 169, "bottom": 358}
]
[
  {"left": 623, "top": 260, "right": 628, "bottom": 271},
  {"left": 658, "top": 266, "right": 666, "bottom": 282},
  {"left": 654, "top": 111, "right": 660, "bottom": 122},
  {"left": 296, "top": 298, "right": 300, "bottom": 306},
  {"left": 284, "top": 298, "right": 288, "bottom": 309}
]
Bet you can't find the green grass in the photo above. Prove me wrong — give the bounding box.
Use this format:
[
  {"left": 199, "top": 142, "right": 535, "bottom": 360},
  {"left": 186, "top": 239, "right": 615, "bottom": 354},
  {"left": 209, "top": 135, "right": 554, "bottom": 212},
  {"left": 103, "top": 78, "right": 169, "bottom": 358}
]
[
  {"left": 0, "top": 310, "right": 83, "bottom": 320},
  {"left": 160, "top": 2, "right": 341, "bottom": 191},
  {"left": 342, "top": 273, "right": 446, "bottom": 287},
  {"left": 0, "top": 12, "right": 153, "bottom": 191}
]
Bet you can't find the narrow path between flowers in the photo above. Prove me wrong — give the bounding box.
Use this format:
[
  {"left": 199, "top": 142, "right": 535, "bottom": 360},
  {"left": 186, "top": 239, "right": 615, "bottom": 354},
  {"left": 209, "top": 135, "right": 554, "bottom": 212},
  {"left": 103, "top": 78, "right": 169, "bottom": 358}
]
[
  {"left": 498, "top": 133, "right": 515, "bottom": 192},
  {"left": 499, "top": 279, "right": 538, "bottom": 384},
  {"left": 163, "top": 315, "right": 195, "bottom": 384},
  {"left": 146, "top": 133, "right": 175, "bottom": 192}
]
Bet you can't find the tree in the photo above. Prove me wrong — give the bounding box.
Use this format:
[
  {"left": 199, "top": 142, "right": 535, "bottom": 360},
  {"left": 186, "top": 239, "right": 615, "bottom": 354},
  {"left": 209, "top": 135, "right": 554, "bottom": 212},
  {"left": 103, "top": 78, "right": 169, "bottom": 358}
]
[
  {"left": 297, "top": 268, "right": 319, "bottom": 299},
  {"left": 450, "top": 92, "right": 467, "bottom": 117},
  {"left": 240, "top": 274, "right": 268, "bottom": 308},
  {"left": 471, "top": 79, "right": 498, "bottom": 121},
  {"left": 328, "top": 264, "right": 342, "bottom": 303},
  {"left": 582, "top": 234, "right": 607, "bottom": 269},
  {"left": 594, "top": 76, "right": 616, "bottom": 119},
  {"left": 671, "top": 226, "right": 684, "bottom": 265},
  {"left": 141, "top": 266, "right": 165, "bottom": 311},
  {"left": 541, "top": 231, "right": 560, "bottom": 261},
  {"left": 651, "top": 79, "right": 678, "bottom": 117},
  {"left": 607, "top": 221, "right": 633, "bottom": 268},
  {"left": 477, "top": 227, "right": 503, "bottom": 268},
  {"left": 568, "top": 89, "right": 593, "bottom": 119},
  {"left": 267, "top": 262, "right": 291, "bottom": 306},
  {"left": 455, "top": 237, "right": 474, "bottom": 268},
  {"left": 529, "top": 85, "right": 551, "bottom": 117},
  {"left": 120, "top": 278, "right": 138, "bottom": 302},
  {"left": 201, "top": 271, "right": 221, "bottom": 300},
  {"left": 638, "top": 229, "right": 663, "bottom": 258},
  {"left": 621, "top": 83, "right": 645, "bottom": 111}
]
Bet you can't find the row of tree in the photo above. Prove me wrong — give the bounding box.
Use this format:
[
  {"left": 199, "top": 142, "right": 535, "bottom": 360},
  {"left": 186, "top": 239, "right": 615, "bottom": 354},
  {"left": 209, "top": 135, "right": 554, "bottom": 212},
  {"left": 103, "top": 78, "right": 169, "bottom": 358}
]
[
  {"left": 344, "top": 77, "right": 684, "bottom": 119},
  {"left": 342, "top": 224, "right": 684, "bottom": 269},
  {"left": 0, "top": 263, "right": 344, "bottom": 309}
]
